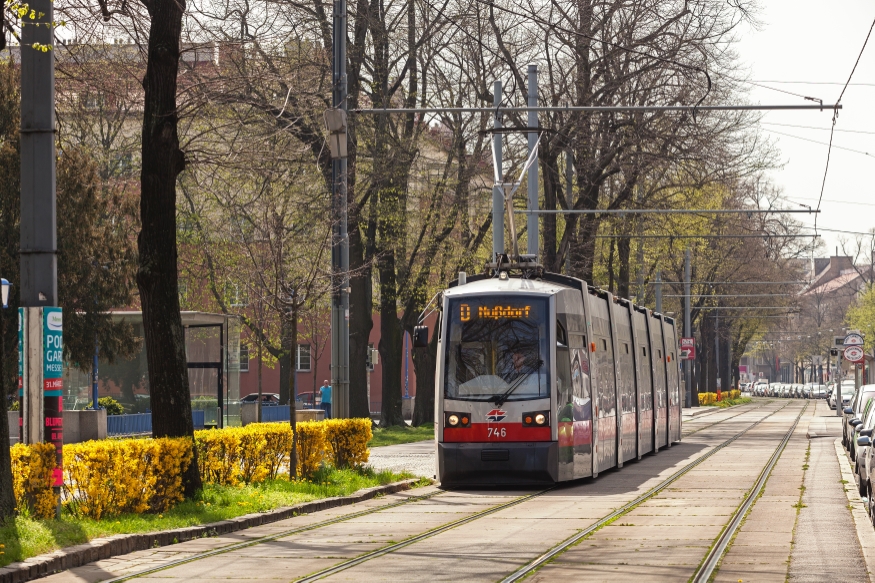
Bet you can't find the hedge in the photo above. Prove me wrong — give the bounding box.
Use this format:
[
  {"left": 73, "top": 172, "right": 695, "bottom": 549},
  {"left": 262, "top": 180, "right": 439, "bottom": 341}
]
[
  {"left": 10, "top": 418, "right": 372, "bottom": 520},
  {"left": 699, "top": 389, "right": 741, "bottom": 405}
]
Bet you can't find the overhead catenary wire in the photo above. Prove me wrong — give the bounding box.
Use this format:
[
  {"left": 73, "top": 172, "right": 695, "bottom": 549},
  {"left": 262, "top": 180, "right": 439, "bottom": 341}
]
[{"left": 815, "top": 13, "right": 875, "bottom": 232}]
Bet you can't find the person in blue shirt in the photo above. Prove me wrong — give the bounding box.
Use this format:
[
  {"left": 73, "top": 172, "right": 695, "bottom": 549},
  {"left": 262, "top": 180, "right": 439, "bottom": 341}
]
[{"left": 319, "top": 380, "right": 332, "bottom": 419}]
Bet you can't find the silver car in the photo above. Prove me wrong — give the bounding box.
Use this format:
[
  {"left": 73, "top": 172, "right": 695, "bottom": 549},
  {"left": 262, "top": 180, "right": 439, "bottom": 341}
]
[{"left": 855, "top": 399, "right": 875, "bottom": 496}]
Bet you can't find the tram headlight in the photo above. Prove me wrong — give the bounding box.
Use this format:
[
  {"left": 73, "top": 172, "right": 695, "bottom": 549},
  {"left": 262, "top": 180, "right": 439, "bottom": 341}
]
[
  {"left": 444, "top": 412, "right": 471, "bottom": 427},
  {"left": 522, "top": 411, "right": 549, "bottom": 427}
]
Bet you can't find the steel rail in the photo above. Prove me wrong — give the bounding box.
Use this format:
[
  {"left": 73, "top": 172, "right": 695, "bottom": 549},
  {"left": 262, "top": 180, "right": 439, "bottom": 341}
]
[
  {"left": 691, "top": 401, "right": 809, "bottom": 582},
  {"left": 293, "top": 488, "right": 553, "bottom": 582},
  {"left": 98, "top": 489, "right": 448, "bottom": 583},
  {"left": 500, "top": 400, "right": 795, "bottom": 583},
  {"left": 101, "top": 402, "right": 770, "bottom": 583}
]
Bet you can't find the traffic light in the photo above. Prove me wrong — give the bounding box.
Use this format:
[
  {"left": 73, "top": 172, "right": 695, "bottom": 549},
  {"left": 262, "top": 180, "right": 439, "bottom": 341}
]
[{"left": 830, "top": 348, "right": 839, "bottom": 357}]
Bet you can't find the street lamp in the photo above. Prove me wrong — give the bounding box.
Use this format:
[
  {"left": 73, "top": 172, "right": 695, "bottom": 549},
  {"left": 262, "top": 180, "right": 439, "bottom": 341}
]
[{"left": 1, "top": 278, "right": 10, "bottom": 308}]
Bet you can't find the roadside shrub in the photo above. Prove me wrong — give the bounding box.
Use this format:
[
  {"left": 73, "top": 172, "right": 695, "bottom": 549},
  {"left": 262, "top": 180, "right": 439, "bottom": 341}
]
[
  {"left": 295, "top": 421, "right": 326, "bottom": 477},
  {"left": 62, "top": 437, "right": 192, "bottom": 519},
  {"left": 195, "top": 423, "right": 293, "bottom": 485},
  {"left": 89, "top": 396, "right": 124, "bottom": 415},
  {"left": 323, "top": 418, "right": 372, "bottom": 469},
  {"left": 10, "top": 442, "right": 57, "bottom": 519}
]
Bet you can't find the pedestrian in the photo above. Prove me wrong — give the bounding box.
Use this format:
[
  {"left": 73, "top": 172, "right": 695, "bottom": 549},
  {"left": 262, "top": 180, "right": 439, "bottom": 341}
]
[{"left": 319, "top": 379, "right": 332, "bottom": 419}]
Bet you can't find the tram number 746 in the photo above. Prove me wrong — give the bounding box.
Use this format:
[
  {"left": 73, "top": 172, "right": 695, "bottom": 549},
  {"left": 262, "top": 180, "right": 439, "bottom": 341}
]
[{"left": 487, "top": 427, "right": 507, "bottom": 439}]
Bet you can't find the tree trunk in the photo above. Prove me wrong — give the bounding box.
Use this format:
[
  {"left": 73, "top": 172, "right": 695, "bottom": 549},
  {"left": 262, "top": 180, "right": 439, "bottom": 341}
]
[
  {"left": 257, "top": 336, "right": 263, "bottom": 422},
  {"left": 279, "top": 318, "right": 291, "bottom": 405},
  {"left": 0, "top": 306, "right": 15, "bottom": 519},
  {"left": 289, "top": 307, "right": 298, "bottom": 479},
  {"left": 348, "top": 227, "right": 372, "bottom": 418},
  {"left": 541, "top": 152, "right": 559, "bottom": 271},
  {"left": 137, "top": 0, "right": 201, "bottom": 495},
  {"left": 411, "top": 320, "right": 438, "bottom": 427}
]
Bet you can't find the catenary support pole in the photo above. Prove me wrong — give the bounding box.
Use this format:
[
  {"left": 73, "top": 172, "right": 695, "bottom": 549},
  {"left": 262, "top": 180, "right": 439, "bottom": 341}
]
[
  {"left": 493, "top": 81, "right": 504, "bottom": 260},
  {"left": 654, "top": 271, "right": 662, "bottom": 314},
  {"left": 684, "top": 248, "right": 693, "bottom": 407},
  {"left": 565, "top": 147, "right": 573, "bottom": 274},
  {"left": 330, "top": 0, "right": 349, "bottom": 419},
  {"left": 20, "top": 0, "right": 63, "bottom": 515},
  {"left": 527, "top": 65, "right": 539, "bottom": 257}
]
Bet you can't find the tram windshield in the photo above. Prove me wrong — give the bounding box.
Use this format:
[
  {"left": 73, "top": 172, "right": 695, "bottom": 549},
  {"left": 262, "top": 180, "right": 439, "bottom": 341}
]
[{"left": 444, "top": 295, "right": 550, "bottom": 402}]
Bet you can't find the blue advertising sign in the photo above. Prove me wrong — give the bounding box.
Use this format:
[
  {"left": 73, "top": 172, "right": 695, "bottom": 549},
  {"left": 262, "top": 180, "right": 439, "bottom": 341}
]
[{"left": 42, "top": 307, "right": 63, "bottom": 486}]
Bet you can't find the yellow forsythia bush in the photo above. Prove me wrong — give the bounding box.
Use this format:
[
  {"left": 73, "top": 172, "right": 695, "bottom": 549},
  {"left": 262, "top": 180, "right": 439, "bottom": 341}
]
[
  {"left": 295, "top": 421, "right": 326, "bottom": 477},
  {"left": 195, "top": 423, "right": 294, "bottom": 485},
  {"left": 699, "top": 392, "right": 717, "bottom": 405},
  {"left": 323, "top": 418, "right": 372, "bottom": 469},
  {"left": 10, "top": 442, "right": 57, "bottom": 519},
  {"left": 63, "top": 437, "right": 193, "bottom": 519}
]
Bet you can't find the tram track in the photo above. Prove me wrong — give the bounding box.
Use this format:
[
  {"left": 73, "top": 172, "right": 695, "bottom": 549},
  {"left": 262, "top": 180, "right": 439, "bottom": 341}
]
[
  {"left": 499, "top": 400, "right": 801, "bottom": 583},
  {"left": 93, "top": 400, "right": 781, "bottom": 583},
  {"left": 292, "top": 401, "right": 791, "bottom": 583},
  {"left": 690, "top": 401, "right": 809, "bottom": 583}
]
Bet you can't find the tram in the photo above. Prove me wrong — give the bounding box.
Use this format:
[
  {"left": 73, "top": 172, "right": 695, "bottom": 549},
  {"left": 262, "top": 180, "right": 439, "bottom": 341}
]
[{"left": 416, "top": 265, "right": 683, "bottom": 487}]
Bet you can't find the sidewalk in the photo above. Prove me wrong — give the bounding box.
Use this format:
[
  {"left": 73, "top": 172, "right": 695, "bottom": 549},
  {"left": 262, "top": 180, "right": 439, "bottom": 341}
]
[
  {"left": 367, "top": 440, "right": 435, "bottom": 478},
  {"left": 789, "top": 400, "right": 871, "bottom": 582}
]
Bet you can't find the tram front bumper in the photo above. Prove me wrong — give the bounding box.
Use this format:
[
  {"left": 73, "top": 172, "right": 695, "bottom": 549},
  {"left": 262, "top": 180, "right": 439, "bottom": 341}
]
[{"left": 438, "top": 441, "right": 558, "bottom": 487}]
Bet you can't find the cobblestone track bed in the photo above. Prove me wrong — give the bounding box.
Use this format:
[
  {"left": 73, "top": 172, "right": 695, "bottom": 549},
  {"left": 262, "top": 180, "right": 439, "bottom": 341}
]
[{"left": 32, "top": 401, "right": 780, "bottom": 583}]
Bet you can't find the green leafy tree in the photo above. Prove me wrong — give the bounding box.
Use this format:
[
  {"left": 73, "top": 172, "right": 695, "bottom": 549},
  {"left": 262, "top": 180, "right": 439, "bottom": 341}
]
[{"left": 847, "top": 285, "right": 875, "bottom": 354}]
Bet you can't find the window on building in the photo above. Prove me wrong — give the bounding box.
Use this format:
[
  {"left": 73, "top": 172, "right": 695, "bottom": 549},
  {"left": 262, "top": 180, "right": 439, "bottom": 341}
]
[
  {"left": 297, "top": 344, "right": 312, "bottom": 371},
  {"left": 239, "top": 344, "right": 249, "bottom": 372}
]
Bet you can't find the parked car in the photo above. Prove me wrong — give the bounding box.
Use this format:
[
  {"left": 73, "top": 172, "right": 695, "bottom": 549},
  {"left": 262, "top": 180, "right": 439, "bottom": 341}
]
[
  {"left": 847, "top": 385, "right": 875, "bottom": 460},
  {"left": 296, "top": 391, "right": 321, "bottom": 409},
  {"left": 239, "top": 393, "right": 281, "bottom": 405},
  {"left": 855, "top": 399, "right": 875, "bottom": 495}
]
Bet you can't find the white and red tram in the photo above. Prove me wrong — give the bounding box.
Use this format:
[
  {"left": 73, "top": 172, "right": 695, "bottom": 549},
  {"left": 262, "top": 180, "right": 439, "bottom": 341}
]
[{"left": 421, "top": 270, "right": 682, "bottom": 487}]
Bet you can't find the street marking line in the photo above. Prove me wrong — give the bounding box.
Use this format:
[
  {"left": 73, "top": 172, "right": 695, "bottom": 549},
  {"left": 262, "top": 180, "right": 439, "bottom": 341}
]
[
  {"left": 499, "top": 400, "right": 795, "bottom": 583},
  {"left": 98, "top": 489, "right": 447, "bottom": 583},
  {"left": 691, "top": 402, "right": 808, "bottom": 583}
]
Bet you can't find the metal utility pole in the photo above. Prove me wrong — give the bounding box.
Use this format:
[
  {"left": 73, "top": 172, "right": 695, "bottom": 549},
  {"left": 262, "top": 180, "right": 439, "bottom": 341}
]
[
  {"left": 715, "top": 302, "right": 720, "bottom": 393},
  {"left": 330, "top": 0, "right": 349, "bottom": 419},
  {"left": 684, "top": 249, "right": 693, "bottom": 407},
  {"left": 527, "top": 65, "right": 539, "bottom": 257},
  {"left": 654, "top": 271, "right": 662, "bottom": 314},
  {"left": 493, "top": 81, "right": 504, "bottom": 261},
  {"left": 565, "top": 147, "right": 573, "bottom": 274},
  {"left": 20, "top": 1, "right": 63, "bottom": 511}
]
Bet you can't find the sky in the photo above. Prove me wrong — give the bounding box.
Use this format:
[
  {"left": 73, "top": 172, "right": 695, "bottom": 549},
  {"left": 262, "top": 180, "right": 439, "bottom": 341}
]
[{"left": 734, "top": 0, "right": 875, "bottom": 262}]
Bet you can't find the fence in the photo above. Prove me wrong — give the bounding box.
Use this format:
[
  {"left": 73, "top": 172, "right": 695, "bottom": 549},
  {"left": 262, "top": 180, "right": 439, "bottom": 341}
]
[{"left": 107, "top": 410, "right": 206, "bottom": 437}]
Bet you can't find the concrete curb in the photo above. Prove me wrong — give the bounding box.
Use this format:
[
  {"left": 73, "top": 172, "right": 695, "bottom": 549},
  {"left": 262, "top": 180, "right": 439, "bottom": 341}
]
[
  {"left": 0, "top": 478, "right": 421, "bottom": 583},
  {"left": 834, "top": 438, "right": 875, "bottom": 582}
]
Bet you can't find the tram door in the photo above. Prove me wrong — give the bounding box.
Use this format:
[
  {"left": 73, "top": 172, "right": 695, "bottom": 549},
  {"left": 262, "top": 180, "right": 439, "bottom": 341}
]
[
  {"left": 663, "top": 320, "right": 681, "bottom": 443},
  {"left": 557, "top": 289, "right": 593, "bottom": 480},
  {"left": 632, "top": 309, "right": 653, "bottom": 456},
  {"left": 590, "top": 294, "right": 617, "bottom": 473},
  {"left": 649, "top": 313, "right": 668, "bottom": 449},
  {"left": 614, "top": 307, "right": 637, "bottom": 465}
]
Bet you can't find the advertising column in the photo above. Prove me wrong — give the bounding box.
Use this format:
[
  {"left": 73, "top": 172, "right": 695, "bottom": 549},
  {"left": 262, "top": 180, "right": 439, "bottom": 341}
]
[{"left": 43, "top": 308, "right": 63, "bottom": 488}]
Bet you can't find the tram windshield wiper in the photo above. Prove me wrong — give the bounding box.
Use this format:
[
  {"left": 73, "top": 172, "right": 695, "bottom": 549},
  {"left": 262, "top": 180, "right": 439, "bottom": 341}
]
[{"left": 492, "top": 358, "right": 543, "bottom": 407}]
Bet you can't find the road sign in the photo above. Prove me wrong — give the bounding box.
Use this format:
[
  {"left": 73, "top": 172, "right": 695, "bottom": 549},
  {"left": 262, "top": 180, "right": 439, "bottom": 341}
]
[
  {"left": 844, "top": 333, "right": 864, "bottom": 347},
  {"left": 680, "top": 337, "right": 696, "bottom": 360},
  {"left": 844, "top": 345, "right": 865, "bottom": 363}
]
